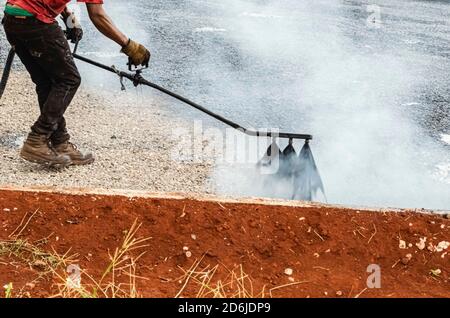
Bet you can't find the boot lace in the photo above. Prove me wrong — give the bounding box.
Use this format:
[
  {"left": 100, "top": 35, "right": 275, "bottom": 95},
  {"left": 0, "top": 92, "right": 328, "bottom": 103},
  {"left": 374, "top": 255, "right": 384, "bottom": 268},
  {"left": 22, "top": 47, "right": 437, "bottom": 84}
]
[
  {"left": 67, "top": 142, "right": 78, "bottom": 151},
  {"left": 48, "top": 141, "right": 59, "bottom": 156}
]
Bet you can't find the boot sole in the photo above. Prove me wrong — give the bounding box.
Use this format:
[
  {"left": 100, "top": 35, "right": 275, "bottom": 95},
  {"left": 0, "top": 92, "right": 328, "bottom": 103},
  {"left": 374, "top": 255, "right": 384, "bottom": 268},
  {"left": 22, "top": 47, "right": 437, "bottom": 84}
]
[
  {"left": 20, "top": 149, "right": 72, "bottom": 168},
  {"left": 69, "top": 157, "right": 95, "bottom": 166}
]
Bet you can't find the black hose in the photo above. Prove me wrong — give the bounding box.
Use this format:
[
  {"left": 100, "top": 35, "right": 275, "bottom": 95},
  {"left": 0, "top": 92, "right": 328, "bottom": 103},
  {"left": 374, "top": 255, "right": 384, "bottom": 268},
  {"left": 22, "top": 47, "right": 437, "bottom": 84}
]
[
  {"left": 73, "top": 53, "right": 313, "bottom": 141},
  {"left": 1, "top": 45, "right": 313, "bottom": 141},
  {"left": 0, "top": 47, "right": 15, "bottom": 100}
]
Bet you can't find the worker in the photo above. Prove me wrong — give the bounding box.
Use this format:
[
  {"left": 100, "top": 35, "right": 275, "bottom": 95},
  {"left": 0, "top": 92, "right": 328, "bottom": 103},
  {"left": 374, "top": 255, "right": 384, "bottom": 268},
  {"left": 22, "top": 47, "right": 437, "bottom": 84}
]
[{"left": 2, "top": 0, "right": 150, "bottom": 167}]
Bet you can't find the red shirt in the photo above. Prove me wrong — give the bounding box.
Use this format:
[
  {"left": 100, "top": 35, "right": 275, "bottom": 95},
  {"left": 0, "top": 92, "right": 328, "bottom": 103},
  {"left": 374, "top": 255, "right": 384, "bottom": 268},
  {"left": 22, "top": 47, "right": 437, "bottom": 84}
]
[{"left": 7, "top": 0, "right": 104, "bottom": 24}]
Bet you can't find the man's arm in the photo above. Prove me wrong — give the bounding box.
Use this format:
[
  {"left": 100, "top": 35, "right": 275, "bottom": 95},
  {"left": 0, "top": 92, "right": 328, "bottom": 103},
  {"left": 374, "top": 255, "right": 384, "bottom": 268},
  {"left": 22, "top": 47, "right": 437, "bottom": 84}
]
[
  {"left": 85, "top": 3, "right": 128, "bottom": 47},
  {"left": 85, "top": 3, "right": 150, "bottom": 67}
]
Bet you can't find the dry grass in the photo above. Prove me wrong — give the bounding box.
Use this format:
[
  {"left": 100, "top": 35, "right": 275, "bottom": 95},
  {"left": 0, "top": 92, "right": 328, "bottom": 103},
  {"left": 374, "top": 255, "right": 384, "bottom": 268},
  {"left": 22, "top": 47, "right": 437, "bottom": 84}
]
[
  {"left": 52, "top": 219, "right": 151, "bottom": 298},
  {"left": 2, "top": 217, "right": 305, "bottom": 299},
  {"left": 175, "top": 256, "right": 308, "bottom": 298},
  {"left": 3, "top": 283, "right": 13, "bottom": 298},
  {"left": 0, "top": 238, "right": 76, "bottom": 298},
  {"left": 0, "top": 219, "right": 150, "bottom": 298},
  {"left": 0, "top": 239, "right": 74, "bottom": 273},
  {"left": 0, "top": 211, "right": 76, "bottom": 298}
]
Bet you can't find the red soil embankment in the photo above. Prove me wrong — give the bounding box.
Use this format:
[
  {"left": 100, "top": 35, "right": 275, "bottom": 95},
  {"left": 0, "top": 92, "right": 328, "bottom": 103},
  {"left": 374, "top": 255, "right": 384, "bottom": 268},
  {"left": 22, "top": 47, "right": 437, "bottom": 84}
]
[{"left": 0, "top": 187, "right": 449, "bottom": 298}]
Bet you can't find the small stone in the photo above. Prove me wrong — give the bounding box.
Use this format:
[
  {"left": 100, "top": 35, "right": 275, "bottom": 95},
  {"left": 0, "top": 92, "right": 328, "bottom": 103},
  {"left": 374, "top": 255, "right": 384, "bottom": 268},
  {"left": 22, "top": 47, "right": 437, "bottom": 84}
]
[
  {"left": 183, "top": 246, "right": 189, "bottom": 251},
  {"left": 185, "top": 251, "right": 192, "bottom": 258},
  {"left": 435, "top": 241, "right": 450, "bottom": 252},
  {"left": 3, "top": 208, "right": 10, "bottom": 212},
  {"left": 191, "top": 234, "right": 197, "bottom": 240},
  {"left": 415, "top": 237, "right": 426, "bottom": 250},
  {"left": 399, "top": 240, "right": 407, "bottom": 249},
  {"left": 430, "top": 269, "right": 441, "bottom": 277},
  {"left": 336, "top": 291, "right": 343, "bottom": 296},
  {"left": 288, "top": 277, "right": 295, "bottom": 282},
  {"left": 284, "top": 268, "right": 293, "bottom": 276},
  {"left": 314, "top": 253, "right": 320, "bottom": 258},
  {"left": 401, "top": 254, "right": 413, "bottom": 265}
]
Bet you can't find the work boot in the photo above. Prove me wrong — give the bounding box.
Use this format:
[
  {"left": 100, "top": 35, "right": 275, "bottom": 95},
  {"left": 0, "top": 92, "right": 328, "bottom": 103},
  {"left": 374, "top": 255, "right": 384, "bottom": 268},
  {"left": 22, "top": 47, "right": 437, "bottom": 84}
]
[
  {"left": 20, "top": 132, "right": 71, "bottom": 168},
  {"left": 52, "top": 141, "right": 95, "bottom": 166}
]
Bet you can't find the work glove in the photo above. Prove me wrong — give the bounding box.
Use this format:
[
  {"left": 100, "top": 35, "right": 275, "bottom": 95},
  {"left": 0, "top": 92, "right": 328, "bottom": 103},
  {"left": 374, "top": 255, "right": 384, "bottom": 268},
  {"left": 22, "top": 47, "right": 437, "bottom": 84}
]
[
  {"left": 63, "top": 12, "right": 83, "bottom": 44},
  {"left": 121, "top": 39, "right": 151, "bottom": 67}
]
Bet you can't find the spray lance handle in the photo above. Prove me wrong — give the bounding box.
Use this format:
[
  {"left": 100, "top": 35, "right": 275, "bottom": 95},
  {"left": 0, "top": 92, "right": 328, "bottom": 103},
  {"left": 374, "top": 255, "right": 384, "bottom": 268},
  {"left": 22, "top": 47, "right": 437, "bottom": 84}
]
[
  {"left": 73, "top": 40, "right": 79, "bottom": 55},
  {"left": 71, "top": 37, "right": 80, "bottom": 54},
  {"left": 127, "top": 57, "right": 149, "bottom": 73},
  {"left": 71, "top": 39, "right": 146, "bottom": 90},
  {"left": 125, "top": 57, "right": 148, "bottom": 87}
]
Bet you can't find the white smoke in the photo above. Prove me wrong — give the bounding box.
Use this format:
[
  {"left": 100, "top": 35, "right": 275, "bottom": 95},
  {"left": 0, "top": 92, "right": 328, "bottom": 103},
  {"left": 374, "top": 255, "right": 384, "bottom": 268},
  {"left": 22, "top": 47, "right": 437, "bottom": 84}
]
[
  {"left": 210, "top": 0, "right": 450, "bottom": 210},
  {"left": 12, "top": 0, "right": 446, "bottom": 209}
]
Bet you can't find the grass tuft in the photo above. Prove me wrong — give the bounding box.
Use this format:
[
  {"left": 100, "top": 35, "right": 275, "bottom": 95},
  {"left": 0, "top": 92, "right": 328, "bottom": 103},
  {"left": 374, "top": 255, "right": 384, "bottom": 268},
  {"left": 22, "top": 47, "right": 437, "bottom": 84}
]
[
  {"left": 52, "top": 219, "right": 150, "bottom": 298},
  {"left": 175, "top": 257, "right": 267, "bottom": 298},
  {"left": 0, "top": 219, "right": 150, "bottom": 298}
]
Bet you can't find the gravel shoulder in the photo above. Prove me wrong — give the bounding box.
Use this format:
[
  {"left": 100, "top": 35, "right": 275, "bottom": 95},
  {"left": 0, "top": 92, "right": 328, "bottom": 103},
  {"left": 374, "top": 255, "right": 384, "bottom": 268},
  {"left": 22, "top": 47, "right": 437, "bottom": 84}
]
[{"left": 0, "top": 71, "right": 213, "bottom": 193}]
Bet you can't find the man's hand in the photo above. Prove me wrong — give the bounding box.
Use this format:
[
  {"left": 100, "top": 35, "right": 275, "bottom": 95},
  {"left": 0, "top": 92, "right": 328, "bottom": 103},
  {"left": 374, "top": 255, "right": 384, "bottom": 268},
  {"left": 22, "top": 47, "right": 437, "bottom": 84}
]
[
  {"left": 63, "top": 12, "right": 83, "bottom": 44},
  {"left": 121, "top": 39, "right": 151, "bottom": 67}
]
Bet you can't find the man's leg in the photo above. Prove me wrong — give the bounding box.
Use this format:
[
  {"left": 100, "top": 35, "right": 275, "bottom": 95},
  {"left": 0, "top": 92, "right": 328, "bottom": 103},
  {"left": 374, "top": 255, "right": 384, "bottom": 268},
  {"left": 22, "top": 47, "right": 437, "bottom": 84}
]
[
  {"left": 5, "top": 17, "right": 93, "bottom": 166},
  {"left": 3, "top": 16, "right": 71, "bottom": 167},
  {"left": 35, "top": 76, "right": 51, "bottom": 113},
  {"left": 52, "top": 117, "right": 70, "bottom": 145},
  {"left": 15, "top": 47, "right": 52, "bottom": 113},
  {"left": 18, "top": 37, "right": 74, "bottom": 156},
  {"left": 30, "top": 25, "right": 94, "bottom": 165},
  {"left": 29, "top": 26, "right": 81, "bottom": 137}
]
